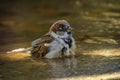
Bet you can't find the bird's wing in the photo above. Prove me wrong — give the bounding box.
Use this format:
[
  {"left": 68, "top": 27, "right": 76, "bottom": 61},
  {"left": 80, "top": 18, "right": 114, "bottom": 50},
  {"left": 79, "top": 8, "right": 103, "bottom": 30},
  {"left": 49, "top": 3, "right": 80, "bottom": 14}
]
[{"left": 31, "top": 35, "right": 54, "bottom": 58}]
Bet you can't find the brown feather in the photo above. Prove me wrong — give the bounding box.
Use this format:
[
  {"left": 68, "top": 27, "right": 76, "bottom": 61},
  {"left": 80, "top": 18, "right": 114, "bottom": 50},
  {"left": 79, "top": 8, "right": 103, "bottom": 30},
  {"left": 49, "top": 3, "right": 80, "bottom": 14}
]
[{"left": 31, "top": 35, "right": 54, "bottom": 58}]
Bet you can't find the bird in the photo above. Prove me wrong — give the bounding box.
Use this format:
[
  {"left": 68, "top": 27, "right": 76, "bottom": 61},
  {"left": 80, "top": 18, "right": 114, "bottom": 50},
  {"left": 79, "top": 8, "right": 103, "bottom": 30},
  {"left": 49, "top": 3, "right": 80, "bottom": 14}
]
[{"left": 31, "top": 20, "right": 76, "bottom": 59}]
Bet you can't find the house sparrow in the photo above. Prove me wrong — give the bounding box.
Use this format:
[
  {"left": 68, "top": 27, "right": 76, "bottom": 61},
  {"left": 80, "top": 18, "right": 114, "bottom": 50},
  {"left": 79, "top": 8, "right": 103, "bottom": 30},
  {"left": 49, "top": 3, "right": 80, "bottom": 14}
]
[{"left": 31, "top": 20, "right": 76, "bottom": 59}]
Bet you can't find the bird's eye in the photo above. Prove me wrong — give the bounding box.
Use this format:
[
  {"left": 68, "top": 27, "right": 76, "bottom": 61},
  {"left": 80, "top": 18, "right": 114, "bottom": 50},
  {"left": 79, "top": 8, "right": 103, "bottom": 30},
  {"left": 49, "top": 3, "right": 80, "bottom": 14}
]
[{"left": 58, "top": 24, "right": 68, "bottom": 31}]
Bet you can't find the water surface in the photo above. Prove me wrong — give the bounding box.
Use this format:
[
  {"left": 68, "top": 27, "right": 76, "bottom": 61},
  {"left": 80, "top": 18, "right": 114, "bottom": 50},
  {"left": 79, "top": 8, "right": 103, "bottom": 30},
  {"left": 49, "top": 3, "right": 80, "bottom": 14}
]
[{"left": 0, "top": 0, "right": 120, "bottom": 80}]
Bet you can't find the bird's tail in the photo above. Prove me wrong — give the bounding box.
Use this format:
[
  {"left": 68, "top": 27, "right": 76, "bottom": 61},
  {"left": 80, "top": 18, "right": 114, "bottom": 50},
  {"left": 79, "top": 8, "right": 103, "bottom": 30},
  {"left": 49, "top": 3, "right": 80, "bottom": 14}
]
[{"left": 6, "top": 47, "right": 32, "bottom": 53}]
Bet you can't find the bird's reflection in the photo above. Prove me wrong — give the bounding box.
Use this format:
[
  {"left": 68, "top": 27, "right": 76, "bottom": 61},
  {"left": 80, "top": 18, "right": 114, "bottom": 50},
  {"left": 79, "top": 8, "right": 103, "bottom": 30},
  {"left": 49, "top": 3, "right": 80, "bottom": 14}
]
[{"left": 46, "top": 56, "right": 77, "bottom": 78}]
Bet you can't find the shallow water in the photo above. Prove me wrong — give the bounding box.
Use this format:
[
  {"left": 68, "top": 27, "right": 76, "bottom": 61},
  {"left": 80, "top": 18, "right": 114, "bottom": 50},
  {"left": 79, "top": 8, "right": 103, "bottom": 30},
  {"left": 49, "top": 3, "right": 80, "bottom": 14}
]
[
  {"left": 0, "top": 54, "right": 120, "bottom": 80},
  {"left": 0, "top": 0, "right": 120, "bottom": 80}
]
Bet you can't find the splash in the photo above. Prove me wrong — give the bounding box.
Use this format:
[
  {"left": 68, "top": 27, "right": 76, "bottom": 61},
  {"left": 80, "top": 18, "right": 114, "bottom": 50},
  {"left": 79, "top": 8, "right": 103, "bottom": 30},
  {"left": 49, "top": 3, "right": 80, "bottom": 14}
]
[{"left": 6, "top": 47, "right": 31, "bottom": 53}]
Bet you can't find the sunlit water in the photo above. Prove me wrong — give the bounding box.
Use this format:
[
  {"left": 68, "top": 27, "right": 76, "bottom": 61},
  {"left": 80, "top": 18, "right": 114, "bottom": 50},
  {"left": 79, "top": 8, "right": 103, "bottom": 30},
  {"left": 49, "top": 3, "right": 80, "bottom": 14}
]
[
  {"left": 0, "top": 0, "right": 120, "bottom": 80},
  {"left": 1, "top": 54, "right": 120, "bottom": 80}
]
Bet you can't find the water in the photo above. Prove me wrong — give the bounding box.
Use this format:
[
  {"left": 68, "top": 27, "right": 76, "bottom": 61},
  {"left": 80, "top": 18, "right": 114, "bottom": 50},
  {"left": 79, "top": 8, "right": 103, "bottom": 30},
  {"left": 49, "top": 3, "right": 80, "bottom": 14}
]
[
  {"left": 0, "top": 0, "right": 120, "bottom": 80},
  {"left": 1, "top": 55, "right": 120, "bottom": 80}
]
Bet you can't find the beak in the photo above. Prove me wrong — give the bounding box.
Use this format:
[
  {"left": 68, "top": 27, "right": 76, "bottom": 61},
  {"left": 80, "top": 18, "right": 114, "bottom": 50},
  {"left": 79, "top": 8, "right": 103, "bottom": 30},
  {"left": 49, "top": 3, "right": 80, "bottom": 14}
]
[{"left": 67, "top": 27, "right": 73, "bottom": 32}]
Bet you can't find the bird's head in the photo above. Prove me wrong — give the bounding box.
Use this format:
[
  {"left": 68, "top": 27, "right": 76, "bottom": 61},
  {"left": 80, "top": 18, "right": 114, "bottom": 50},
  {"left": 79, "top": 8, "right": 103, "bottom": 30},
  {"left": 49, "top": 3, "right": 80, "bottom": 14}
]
[{"left": 49, "top": 20, "right": 73, "bottom": 36}]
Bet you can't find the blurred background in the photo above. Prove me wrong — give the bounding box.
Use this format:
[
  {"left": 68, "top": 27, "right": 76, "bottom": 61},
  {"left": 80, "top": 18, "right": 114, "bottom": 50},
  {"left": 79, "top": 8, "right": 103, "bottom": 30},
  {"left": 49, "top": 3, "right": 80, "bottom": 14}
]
[
  {"left": 0, "top": 0, "right": 120, "bottom": 80},
  {"left": 0, "top": 0, "right": 120, "bottom": 52}
]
